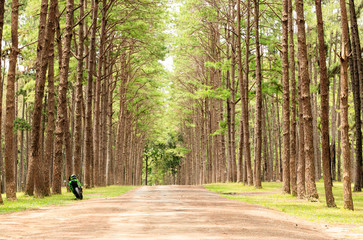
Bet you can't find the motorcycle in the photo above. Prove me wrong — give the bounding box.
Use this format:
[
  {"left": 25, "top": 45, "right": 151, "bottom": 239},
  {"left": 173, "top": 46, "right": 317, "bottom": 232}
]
[{"left": 68, "top": 174, "right": 83, "bottom": 200}]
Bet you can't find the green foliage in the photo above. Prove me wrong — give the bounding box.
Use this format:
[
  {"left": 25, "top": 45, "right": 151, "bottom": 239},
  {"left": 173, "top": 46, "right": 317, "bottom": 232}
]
[
  {"left": 13, "top": 117, "right": 31, "bottom": 132},
  {"left": 143, "top": 131, "right": 187, "bottom": 185}
]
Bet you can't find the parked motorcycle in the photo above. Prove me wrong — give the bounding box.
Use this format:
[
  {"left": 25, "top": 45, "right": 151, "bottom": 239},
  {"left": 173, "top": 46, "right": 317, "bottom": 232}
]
[{"left": 68, "top": 174, "right": 83, "bottom": 200}]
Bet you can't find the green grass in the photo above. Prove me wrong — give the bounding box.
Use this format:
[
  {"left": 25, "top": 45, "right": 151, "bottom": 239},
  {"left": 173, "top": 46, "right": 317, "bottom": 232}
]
[
  {"left": 0, "top": 185, "right": 136, "bottom": 214},
  {"left": 205, "top": 181, "right": 363, "bottom": 224}
]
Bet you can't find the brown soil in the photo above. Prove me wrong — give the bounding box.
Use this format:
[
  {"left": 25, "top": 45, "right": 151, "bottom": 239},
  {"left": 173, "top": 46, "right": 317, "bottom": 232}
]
[{"left": 0, "top": 185, "right": 360, "bottom": 239}]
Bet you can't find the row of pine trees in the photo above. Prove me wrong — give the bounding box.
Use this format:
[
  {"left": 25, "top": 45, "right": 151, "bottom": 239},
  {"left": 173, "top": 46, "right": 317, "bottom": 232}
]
[
  {"left": 0, "top": 0, "right": 168, "bottom": 204},
  {"left": 171, "top": 0, "right": 361, "bottom": 211}
]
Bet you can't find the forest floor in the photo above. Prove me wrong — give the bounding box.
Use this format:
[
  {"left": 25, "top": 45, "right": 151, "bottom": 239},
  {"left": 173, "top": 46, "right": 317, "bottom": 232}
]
[{"left": 0, "top": 185, "right": 361, "bottom": 239}]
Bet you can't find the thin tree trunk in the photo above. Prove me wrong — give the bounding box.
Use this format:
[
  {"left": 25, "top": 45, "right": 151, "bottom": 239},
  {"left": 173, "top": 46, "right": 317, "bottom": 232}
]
[
  {"left": 265, "top": 96, "right": 274, "bottom": 181},
  {"left": 337, "top": 78, "right": 342, "bottom": 182},
  {"left": 19, "top": 96, "right": 25, "bottom": 191},
  {"left": 330, "top": 33, "right": 338, "bottom": 181},
  {"left": 93, "top": 0, "right": 107, "bottom": 186},
  {"left": 288, "top": 0, "right": 297, "bottom": 196},
  {"left": 236, "top": 0, "right": 243, "bottom": 183},
  {"left": 243, "top": 0, "right": 253, "bottom": 186},
  {"left": 297, "top": 62, "right": 306, "bottom": 199},
  {"left": 272, "top": 97, "right": 279, "bottom": 181},
  {"left": 64, "top": 104, "right": 72, "bottom": 190},
  {"left": 0, "top": 0, "right": 5, "bottom": 204},
  {"left": 312, "top": 56, "right": 321, "bottom": 180},
  {"left": 282, "top": 0, "right": 290, "bottom": 193}
]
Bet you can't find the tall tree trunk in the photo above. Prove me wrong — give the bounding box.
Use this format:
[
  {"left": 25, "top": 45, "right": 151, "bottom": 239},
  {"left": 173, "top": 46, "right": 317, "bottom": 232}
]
[
  {"left": 74, "top": 0, "right": 84, "bottom": 179},
  {"left": 230, "top": 0, "right": 237, "bottom": 182},
  {"left": 101, "top": 50, "right": 109, "bottom": 186},
  {"left": 253, "top": 0, "right": 262, "bottom": 188},
  {"left": 243, "top": 0, "right": 253, "bottom": 186},
  {"left": 348, "top": 0, "right": 362, "bottom": 192},
  {"left": 225, "top": 15, "right": 232, "bottom": 182},
  {"left": 84, "top": 0, "right": 98, "bottom": 188},
  {"left": 25, "top": 0, "right": 51, "bottom": 197},
  {"left": 282, "top": 0, "right": 290, "bottom": 193},
  {"left": 339, "top": 0, "right": 354, "bottom": 210},
  {"left": 42, "top": 0, "right": 57, "bottom": 196},
  {"left": 107, "top": 78, "right": 115, "bottom": 185},
  {"left": 312, "top": 56, "right": 321, "bottom": 180},
  {"left": 19, "top": 97, "right": 25, "bottom": 191},
  {"left": 315, "top": 0, "right": 336, "bottom": 207},
  {"left": 262, "top": 98, "right": 269, "bottom": 181},
  {"left": 272, "top": 96, "right": 280, "bottom": 181},
  {"left": 64, "top": 104, "right": 72, "bottom": 190},
  {"left": 337, "top": 78, "right": 342, "bottom": 182},
  {"left": 330, "top": 33, "right": 338, "bottom": 181},
  {"left": 0, "top": 0, "right": 5, "bottom": 204},
  {"left": 265, "top": 96, "right": 274, "bottom": 181},
  {"left": 297, "top": 63, "right": 306, "bottom": 199},
  {"left": 219, "top": 100, "right": 227, "bottom": 183},
  {"left": 295, "top": 0, "right": 319, "bottom": 201},
  {"left": 93, "top": 0, "right": 107, "bottom": 187},
  {"left": 5, "top": 0, "right": 19, "bottom": 201},
  {"left": 52, "top": 0, "right": 74, "bottom": 194},
  {"left": 288, "top": 0, "right": 297, "bottom": 196},
  {"left": 236, "top": 0, "right": 243, "bottom": 183}
]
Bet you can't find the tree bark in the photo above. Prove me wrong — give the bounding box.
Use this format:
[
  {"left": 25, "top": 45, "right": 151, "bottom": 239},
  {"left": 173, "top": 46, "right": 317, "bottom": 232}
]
[
  {"left": 52, "top": 0, "right": 74, "bottom": 194},
  {"left": 43, "top": 0, "right": 57, "bottom": 196},
  {"left": 297, "top": 62, "right": 306, "bottom": 199},
  {"left": 253, "top": 0, "right": 262, "bottom": 188},
  {"left": 348, "top": 0, "right": 362, "bottom": 192},
  {"left": 315, "top": 0, "right": 336, "bottom": 207},
  {"left": 243, "top": 0, "right": 253, "bottom": 186},
  {"left": 0, "top": 0, "right": 5, "bottom": 204},
  {"left": 295, "top": 0, "right": 319, "bottom": 201},
  {"left": 24, "top": 0, "right": 51, "bottom": 197},
  {"left": 84, "top": 0, "right": 98, "bottom": 188},
  {"left": 288, "top": 0, "right": 297, "bottom": 196},
  {"left": 337, "top": 78, "right": 342, "bottom": 182},
  {"left": 236, "top": 0, "right": 243, "bottom": 183},
  {"left": 5, "top": 0, "right": 19, "bottom": 201},
  {"left": 282, "top": 0, "right": 290, "bottom": 193},
  {"left": 272, "top": 96, "right": 280, "bottom": 181},
  {"left": 339, "top": 0, "right": 354, "bottom": 210},
  {"left": 330, "top": 33, "right": 338, "bottom": 181},
  {"left": 73, "top": 0, "right": 85, "bottom": 179},
  {"left": 93, "top": 0, "right": 107, "bottom": 186}
]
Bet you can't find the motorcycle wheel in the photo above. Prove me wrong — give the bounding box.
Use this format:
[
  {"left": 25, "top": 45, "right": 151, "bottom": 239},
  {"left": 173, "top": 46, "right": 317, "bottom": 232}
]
[{"left": 75, "top": 187, "right": 83, "bottom": 199}]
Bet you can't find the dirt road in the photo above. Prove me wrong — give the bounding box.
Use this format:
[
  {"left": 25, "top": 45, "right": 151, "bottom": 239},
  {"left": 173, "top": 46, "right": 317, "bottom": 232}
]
[{"left": 0, "top": 185, "right": 358, "bottom": 239}]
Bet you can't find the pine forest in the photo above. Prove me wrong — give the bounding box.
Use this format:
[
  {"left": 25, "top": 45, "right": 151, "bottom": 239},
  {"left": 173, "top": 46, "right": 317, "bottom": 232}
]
[{"left": 0, "top": 0, "right": 362, "bottom": 213}]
